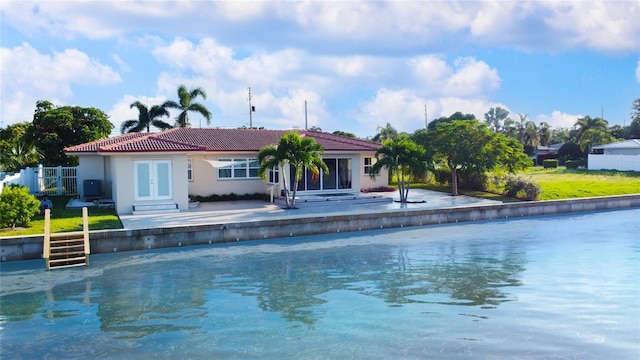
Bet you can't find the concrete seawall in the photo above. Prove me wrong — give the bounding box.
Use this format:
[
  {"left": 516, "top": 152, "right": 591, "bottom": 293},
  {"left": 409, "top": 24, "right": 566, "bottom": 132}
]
[{"left": 2, "top": 194, "right": 639, "bottom": 262}]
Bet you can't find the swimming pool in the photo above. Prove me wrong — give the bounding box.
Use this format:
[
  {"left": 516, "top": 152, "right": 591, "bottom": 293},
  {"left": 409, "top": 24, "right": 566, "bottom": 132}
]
[{"left": 1, "top": 209, "right": 639, "bottom": 359}]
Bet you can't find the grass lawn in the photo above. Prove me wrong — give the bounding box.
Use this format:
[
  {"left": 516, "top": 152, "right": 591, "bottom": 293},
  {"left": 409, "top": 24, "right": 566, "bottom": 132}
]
[
  {"left": 0, "top": 196, "right": 122, "bottom": 238},
  {"left": 521, "top": 167, "right": 640, "bottom": 200}
]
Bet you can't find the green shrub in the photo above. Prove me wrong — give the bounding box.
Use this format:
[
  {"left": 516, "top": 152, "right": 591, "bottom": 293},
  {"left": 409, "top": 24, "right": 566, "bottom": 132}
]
[
  {"left": 565, "top": 160, "right": 581, "bottom": 169},
  {"left": 433, "top": 167, "right": 450, "bottom": 185},
  {"left": 543, "top": 159, "right": 558, "bottom": 169},
  {"left": 458, "top": 171, "right": 488, "bottom": 191},
  {"left": 503, "top": 177, "right": 541, "bottom": 201},
  {"left": 190, "top": 192, "right": 270, "bottom": 202},
  {"left": 0, "top": 185, "right": 40, "bottom": 229},
  {"left": 558, "top": 141, "right": 584, "bottom": 165}
]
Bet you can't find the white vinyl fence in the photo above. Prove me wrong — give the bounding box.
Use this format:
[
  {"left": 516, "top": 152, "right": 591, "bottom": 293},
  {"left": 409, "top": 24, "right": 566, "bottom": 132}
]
[
  {"left": 0, "top": 165, "right": 78, "bottom": 196},
  {"left": 587, "top": 154, "right": 640, "bottom": 172}
]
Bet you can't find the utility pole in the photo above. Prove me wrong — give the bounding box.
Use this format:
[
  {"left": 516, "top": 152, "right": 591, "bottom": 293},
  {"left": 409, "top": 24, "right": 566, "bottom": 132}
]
[
  {"left": 424, "top": 104, "right": 428, "bottom": 129},
  {"left": 305, "top": 100, "right": 308, "bottom": 130},
  {"left": 248, "top": 87, "right": 254, "bottom": 128}
]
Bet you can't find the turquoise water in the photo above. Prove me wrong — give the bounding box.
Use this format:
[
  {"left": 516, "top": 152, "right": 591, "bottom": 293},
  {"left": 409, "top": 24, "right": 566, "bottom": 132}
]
[{"left": 1, "top": 209, "right": 639, "bottom": 359}]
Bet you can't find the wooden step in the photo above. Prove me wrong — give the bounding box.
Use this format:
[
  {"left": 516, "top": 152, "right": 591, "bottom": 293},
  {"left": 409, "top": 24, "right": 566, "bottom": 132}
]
[
  {"left": 50, "top": 241, "right": 84, "bottom": 246},
  {"left": 48, "top": 262, "right": 88, "bottom": 269},
  {"left": 50, "top": 231, "right": 85, "bottom": 239},
  {"left": 50, "top": 250, "right": 86, "bottom": 256},
  {"left": 48, "top": 256, "right": 87, "bottom": 264}
]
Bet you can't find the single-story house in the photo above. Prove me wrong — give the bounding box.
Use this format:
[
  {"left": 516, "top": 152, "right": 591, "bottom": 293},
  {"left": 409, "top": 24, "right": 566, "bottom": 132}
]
[
  {"left": 588, "top": 139, "right": 640, "bottom": 171},
  {"left": 64, "top": 128, "right": 387, "bottom": 214},
  {"left": 535, "top": 143, "right": 563, "bottom": 165}
]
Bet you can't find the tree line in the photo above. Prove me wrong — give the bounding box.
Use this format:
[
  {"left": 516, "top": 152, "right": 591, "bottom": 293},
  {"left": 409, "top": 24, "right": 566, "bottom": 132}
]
[
  {"left": 1, "top": 92, "right": 638, "bottom": 179},
  {"left": 0, "top": 85, "right": 211, "bottom": 171}
]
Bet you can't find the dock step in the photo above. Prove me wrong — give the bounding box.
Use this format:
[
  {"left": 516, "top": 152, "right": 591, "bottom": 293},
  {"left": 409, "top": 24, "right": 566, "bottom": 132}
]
[{"left": 43, "top": 207, "right": 90, "bottom": 270}]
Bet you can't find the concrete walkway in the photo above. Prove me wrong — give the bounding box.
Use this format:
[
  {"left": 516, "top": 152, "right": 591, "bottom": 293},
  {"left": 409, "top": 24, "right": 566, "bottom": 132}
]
[{"left": 118, "top": 190, "right": 502, "bottom": 230}]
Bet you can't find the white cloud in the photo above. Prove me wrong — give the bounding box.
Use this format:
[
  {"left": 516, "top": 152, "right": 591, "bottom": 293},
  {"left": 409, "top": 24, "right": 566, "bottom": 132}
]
[
  {"left": 636, "top": 60, "right": 640, "bottom": 82},
  {"left": 535, "top": 111, "right": 580, "bottom": 129},
  {"left": 545, "top": 1, "right": 640, "bottom": 53},
  {"left": 0, "top": 42, "right": 121, "bottom": 125},
  {"left": 111, "top": 54, "right": 131, "bottom": 72},
  {"left": 442, "top": 57, "right": 501, "bottom": 98},
  {"left": 407, "top": 55, "right": 502, "bottom": 98},
  {"left": 3, "top": 1, "right": 636, "bottom": 53},
  {"left": 355, "top": 89, "right": 501, "bottom": 136}
]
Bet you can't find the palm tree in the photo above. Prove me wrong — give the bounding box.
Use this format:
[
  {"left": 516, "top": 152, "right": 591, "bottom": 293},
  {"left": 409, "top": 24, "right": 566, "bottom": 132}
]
[
  {"left": 538, "top": 122, "right": 551, "bottom": 146},
  {"left": 369, "top": 135, "right": 427, "bottom": 203},
  {"left": 120, "top": 101, "right": 173, "bottom": 134},
  {"left": 0, "top": 140, "right": 42, "bottom": 173},
  {"left": 515, "top": 114, "right": 529, "bottom": 144},
  {"left": 574, "top": 116, "right": 608, "bottom": 143},
  {"left": 522, "top": 121, "right": 539, "bottom": 147},
  {"left": 164, "top": 85, "right": 212, "bottom": 128},
  {"left": 258, "top": 131, "right": 329, "bottom": 209}
]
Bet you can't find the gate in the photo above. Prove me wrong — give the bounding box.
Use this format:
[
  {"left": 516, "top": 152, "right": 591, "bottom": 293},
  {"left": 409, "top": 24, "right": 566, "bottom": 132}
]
[{"left": 39, "top": 166, "right": 78, "bottom": 195}]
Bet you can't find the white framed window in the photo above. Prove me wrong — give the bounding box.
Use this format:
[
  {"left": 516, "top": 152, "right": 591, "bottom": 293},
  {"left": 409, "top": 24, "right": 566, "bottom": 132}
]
[
  {"left": 187, "top": 158, "right": 193, "bottom": 181},
  {"left": 364, "top": 157, "right": 374, "bottom": 175},
  {"left": 218, "top": 158, "right": 260, "bottom": 179},
  {"left": 268, "top": 165, "right": 279, "bottom": 184}
]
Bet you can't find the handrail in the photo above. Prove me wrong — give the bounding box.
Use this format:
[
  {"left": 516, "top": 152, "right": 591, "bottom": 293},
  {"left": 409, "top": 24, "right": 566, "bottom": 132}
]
[
  {"left": 82, "top": 207, "right": 90, "bottom": 255},
  {"left": 42, "top": 209, "right": 51, "bottom": 260},
  {"left": 268, "top": 184, "right": 279, "bottom": 203}
]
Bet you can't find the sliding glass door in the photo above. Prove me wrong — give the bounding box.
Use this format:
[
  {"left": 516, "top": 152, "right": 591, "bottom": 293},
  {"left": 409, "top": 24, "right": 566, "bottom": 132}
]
[{"left": 291, "top": 158, "right": 352, "bottom": 192}]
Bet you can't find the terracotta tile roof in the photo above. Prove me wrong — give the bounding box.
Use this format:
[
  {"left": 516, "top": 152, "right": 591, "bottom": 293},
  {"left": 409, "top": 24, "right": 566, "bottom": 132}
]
[
  {"left": 65, "top": 128, "right": 381, "bottom": 154},
  {"left": 64, "top": 132, "right": 148, "bottom": 153}
]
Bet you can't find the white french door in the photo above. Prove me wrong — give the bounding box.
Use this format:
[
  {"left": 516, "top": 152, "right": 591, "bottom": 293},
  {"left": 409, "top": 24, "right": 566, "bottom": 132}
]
[{"left": 134, "top": 160, "right": 172, "bottom": 201}]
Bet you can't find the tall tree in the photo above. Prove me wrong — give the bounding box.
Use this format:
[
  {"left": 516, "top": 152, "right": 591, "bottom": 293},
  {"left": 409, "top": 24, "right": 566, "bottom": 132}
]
[
  {"left": 120, "top": 101, "right": 173, "bottom": 133},
  {"left": 372, "top": 123, "right": 398, "bottom": 142},
  {"left": 484, "top": 107, "right": 510, "bottom": 133},
  {"left": 258, "top": 131, "right": 328, "bottom": 209},
  {"left": 628, "top": 98, "right": 640, "bottom": 138},
  {"left": 428, "top": 120, "right": 529, "bottom": 196},
  {"left": 28, "top": 101, "right": 113, "bottom": 166},
  {"left": 369, "top": 135, "right": 428, "bottom": 203},
  {"left": 427, "top": 112, "right": 476, "bottom": 131},
  {"left": 165, "top": 85, "right": 212, "bottom": 128},
  {"left": 332, "top": 130, "right": 356, "bottom": 138}
]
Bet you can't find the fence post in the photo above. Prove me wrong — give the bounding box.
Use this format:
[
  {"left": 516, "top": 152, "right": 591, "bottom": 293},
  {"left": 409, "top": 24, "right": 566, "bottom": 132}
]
[{"left": 57, "top": 165, "right": 63, "bottom": 195}]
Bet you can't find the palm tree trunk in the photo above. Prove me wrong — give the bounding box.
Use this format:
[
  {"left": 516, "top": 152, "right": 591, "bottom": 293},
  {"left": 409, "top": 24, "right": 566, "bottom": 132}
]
[{"left": 289, "top": 167, "right": 299, "bottom": 208}]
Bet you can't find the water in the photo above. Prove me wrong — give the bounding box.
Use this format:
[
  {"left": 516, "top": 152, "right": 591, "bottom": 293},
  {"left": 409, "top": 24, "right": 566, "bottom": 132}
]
[{"left": 1, "top": 209, "right": 639, "bottom": 359}]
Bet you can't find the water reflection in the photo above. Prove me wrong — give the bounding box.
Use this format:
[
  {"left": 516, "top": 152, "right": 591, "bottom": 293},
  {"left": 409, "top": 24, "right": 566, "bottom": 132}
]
[{"left": 1, "top": 233, "right": 527, "bottom": 339}]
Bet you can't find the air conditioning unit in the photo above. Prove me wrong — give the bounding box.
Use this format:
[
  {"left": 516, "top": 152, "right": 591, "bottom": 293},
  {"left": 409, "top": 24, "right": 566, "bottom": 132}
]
[{"left": 83, "top": 179, "right": 101, "bottom": 201}]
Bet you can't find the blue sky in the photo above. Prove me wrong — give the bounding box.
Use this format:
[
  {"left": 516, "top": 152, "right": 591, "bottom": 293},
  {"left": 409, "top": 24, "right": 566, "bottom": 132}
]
[{"left": 1, "top": 1, "right": 639, "bottom": 138}]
